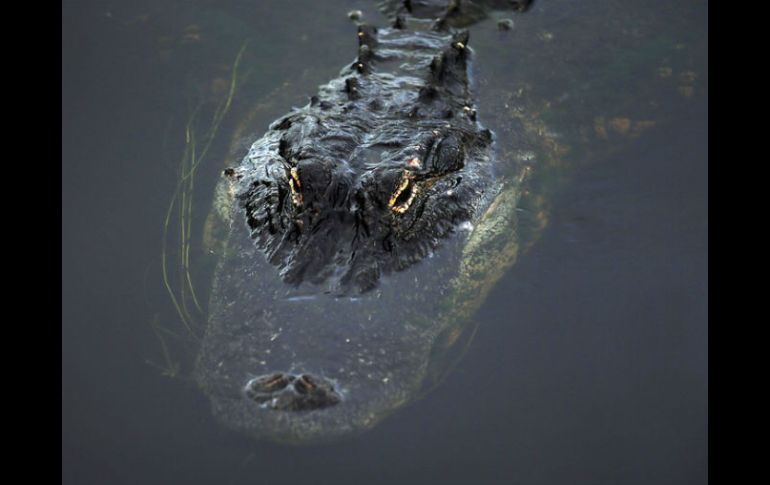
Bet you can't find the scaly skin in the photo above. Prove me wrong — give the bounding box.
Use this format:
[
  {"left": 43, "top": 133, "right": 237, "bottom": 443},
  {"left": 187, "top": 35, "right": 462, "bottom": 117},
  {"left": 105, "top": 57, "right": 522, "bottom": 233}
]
[{"left": 193, "top": 2, "right": 596, "bottom": 443}]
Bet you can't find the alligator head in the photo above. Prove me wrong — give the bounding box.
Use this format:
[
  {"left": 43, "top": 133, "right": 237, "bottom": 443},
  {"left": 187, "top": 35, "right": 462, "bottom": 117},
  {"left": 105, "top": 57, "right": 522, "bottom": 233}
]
[{"left": 227, "top": 25, "right": 496, "bottom": 294}]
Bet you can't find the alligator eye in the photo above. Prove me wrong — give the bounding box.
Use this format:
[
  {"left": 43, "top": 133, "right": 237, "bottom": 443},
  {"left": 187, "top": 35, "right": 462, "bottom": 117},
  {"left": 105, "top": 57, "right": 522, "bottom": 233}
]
[
  {"left": 389, "top": 171, "right": 419, "bottom": 214},
  {"left": 287, "top": 166, "right": 303, "bottom": 207}
]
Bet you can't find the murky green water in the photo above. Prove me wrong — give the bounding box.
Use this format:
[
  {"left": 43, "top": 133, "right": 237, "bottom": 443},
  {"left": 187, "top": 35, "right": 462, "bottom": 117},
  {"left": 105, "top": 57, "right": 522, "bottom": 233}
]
[{"left": 63, "top": 1, "right": 707, "bottom": 483}]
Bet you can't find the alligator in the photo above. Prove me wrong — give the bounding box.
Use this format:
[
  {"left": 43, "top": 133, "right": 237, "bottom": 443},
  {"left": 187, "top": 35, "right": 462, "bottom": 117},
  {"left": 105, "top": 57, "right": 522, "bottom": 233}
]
[{"left": 195, "top": 0, "right": 552, "bottom": 442}]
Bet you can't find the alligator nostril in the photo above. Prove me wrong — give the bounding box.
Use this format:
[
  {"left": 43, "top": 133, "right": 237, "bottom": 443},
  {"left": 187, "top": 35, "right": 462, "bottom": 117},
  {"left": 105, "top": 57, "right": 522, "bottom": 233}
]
[
  {"left": 252, "top": 373, "right": 293, "bottom": 392},
  {"left": 294, "top": 374, "right": 318, "bottom": 394},
  {"left": 244, "top": 372, "right": 342, "bottom": 411},
  {"left": 244, "top": 373, "right": 293, "bottom": 403}
]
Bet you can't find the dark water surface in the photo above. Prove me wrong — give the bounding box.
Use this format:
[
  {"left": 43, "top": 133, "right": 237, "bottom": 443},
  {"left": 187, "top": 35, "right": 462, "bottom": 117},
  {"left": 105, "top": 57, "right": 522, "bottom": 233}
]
[{"left": 63, "top": 0, "right": 707, "bottom": 483}]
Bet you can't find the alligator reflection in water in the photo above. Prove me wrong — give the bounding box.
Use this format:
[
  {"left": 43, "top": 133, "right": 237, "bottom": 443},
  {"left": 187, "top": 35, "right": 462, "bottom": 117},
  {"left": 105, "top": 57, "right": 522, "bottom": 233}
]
[{"left": 196, "top": 1, "right": 545, "bottom": 442}]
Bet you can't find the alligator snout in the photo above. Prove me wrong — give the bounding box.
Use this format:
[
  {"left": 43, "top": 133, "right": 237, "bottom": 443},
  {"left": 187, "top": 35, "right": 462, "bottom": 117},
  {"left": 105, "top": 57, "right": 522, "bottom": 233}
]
[{"left": 244, "top": 372, "right": 341, "bottom": 411}]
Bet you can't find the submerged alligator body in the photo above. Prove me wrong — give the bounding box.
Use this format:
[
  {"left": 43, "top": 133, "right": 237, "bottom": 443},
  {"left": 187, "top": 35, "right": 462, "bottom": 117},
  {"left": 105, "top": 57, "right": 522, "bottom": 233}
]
[
  {"left": 379, "top": 0, "right": 534, "bottom": 27},
  {"left": 196, "top": 2, "right": 538, "bottom": 442}
]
